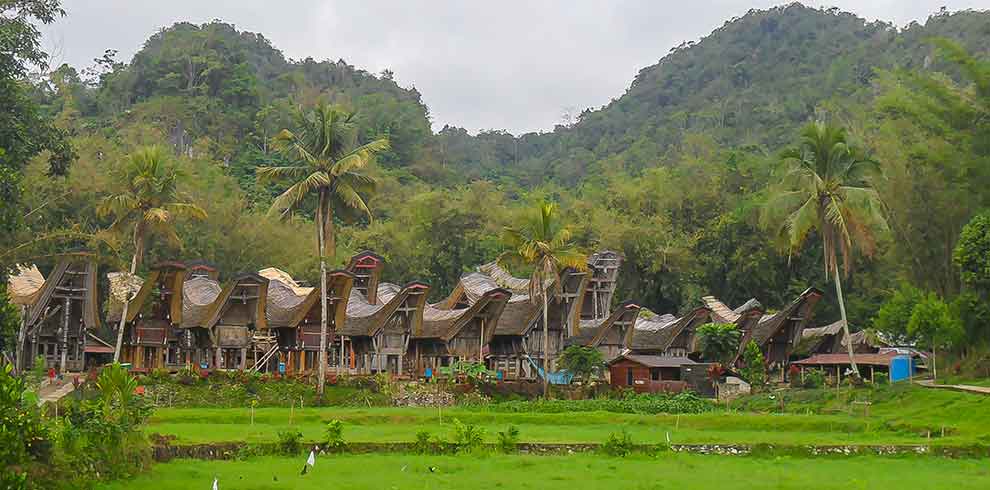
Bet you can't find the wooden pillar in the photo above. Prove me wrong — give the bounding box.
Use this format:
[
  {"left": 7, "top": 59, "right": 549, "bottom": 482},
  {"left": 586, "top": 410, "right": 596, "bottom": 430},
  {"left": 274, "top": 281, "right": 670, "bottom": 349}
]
[
  {"left": 216, "top": 346, "right": 222, "bottom": 370},
  {"left": 240, "top": 348, "right": 247, "bottom": 370},
  {"left": 300, "top": 350, "right": 307, "bottom": 373},
  {"left": 60, "top": 297, "right": 70, "bottom": 372}
]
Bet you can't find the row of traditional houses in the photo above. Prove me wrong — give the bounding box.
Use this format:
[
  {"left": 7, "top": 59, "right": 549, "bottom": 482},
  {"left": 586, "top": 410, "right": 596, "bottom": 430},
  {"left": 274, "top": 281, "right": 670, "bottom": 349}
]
[{"left": 9, "top": 250, "right": 835, "bottom": 383}]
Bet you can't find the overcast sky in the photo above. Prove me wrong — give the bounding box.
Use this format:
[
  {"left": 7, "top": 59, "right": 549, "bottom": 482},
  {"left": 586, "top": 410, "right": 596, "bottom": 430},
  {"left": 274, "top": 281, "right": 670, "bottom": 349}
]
[{"left": 42, "top": 1, "right": 990, "bottom": 135}]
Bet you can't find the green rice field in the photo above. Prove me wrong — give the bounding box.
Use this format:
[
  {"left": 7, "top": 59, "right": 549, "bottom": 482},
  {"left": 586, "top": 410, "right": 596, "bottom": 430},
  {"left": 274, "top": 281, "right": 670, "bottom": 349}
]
[
  {"left": 97, "top": 453, "right": 990, "bottom": 490},
  {"left": 145, "top": 384, "right": 990, "bottom": 447}
]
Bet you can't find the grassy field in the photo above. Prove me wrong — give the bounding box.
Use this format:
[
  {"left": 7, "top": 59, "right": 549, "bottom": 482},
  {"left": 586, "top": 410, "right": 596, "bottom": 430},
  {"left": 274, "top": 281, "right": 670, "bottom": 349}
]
[
  {"left": 98, "top": 453, "right": 990, "bottom": 490},
  {"left": 145, "top": 384, "right": 990, "bottom": 447}
]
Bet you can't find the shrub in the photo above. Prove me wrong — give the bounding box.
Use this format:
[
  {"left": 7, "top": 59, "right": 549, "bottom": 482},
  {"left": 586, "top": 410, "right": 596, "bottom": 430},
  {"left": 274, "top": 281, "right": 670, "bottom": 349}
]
[
  {"left": 481, "top": 391, "right": 711, "bottom": 414},
  {"left": 323, "top": 419, "right": 345, "bottom": 451},
  {"left": 496, "top": 425, "right": 520, "bottom": 454},
  {"left": 372, "top": 372, "right": 395, "bottom": 398},
  {"left": 451, "top": 419, "right": 485, "bottom": 453},
  {"left": 740, "top": 341, "right": 767, "bottom": 388},
  {"left": 413, "top": 430, "right": 433, "bottom": 454},
  {"left": 602, "top": 429, "right": 634, "bottom": 457},
  {"left": 276, "top": 430, "right": 303, "bottom": 455},
  {"left": 802, "top": 369, "right": 826, "bottom": 389},
  {"left": 176, "top": 366, "right": 199, "bottom": 386},
  {"left": 557, "top": 346, "right": 604, "bottom": 383}
]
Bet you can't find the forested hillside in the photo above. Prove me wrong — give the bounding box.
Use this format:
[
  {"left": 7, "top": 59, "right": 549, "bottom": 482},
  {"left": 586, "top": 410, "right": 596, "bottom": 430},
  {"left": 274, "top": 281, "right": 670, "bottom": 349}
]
[{"left": 6, "top": 3, "right": 990, "bottom": 350}]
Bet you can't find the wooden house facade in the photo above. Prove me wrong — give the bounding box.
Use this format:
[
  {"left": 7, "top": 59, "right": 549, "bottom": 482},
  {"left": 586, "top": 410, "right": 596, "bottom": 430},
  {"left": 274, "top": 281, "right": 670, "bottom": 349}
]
[
  {"left": 18, "top": 256, "right": 103, "bottom": 371},
  {"left": 114, "top": 262, "right": 188, "bottom": 370},
  {"left": 413, "top": 287, "right": 510, "bottom": 375},
  {"left": 340, "top": 281, "right": 429, "bottom": 375},
  {"left": 260, "top": 267, "right": 354, "bottom": 374},
  {"left": 566, "top": 301, "right": 642, "bottom": 362},
  {"left": 202, "top": 273, "right": 269, "bottom": 370}
]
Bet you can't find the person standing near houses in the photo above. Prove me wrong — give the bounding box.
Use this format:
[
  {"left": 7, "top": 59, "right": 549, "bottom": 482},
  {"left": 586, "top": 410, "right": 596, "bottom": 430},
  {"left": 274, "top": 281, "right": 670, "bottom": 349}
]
[{"left": 48, "top": 367, "right": 56, "bottom": 386}]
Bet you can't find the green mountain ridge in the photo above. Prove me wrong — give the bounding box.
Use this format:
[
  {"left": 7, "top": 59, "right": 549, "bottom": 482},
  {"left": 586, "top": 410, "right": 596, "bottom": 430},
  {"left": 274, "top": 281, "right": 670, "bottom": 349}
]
[{"left": 15, "top": 2, "right": 990, "bottom": 328}]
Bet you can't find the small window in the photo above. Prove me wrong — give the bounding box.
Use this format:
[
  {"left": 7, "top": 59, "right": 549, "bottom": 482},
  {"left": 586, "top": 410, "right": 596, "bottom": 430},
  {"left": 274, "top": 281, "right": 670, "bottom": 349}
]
[
  {"left": 626, "top": 368, "right": 634, "bottom": 385},
  {"left": 651, "top": 368, "right": 661, "bottom": 381}
]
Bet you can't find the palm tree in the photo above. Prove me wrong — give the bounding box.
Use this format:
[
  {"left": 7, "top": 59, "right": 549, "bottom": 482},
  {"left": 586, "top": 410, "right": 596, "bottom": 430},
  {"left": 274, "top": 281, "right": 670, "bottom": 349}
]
[
  {"left": 498, "top": 201, "right": 586, "bottom": 397},
  {"left": 257, "top": 102, "right": 388, "bottom": 399},
  {"left": 98, "top": 146, "right": 207, "bottom": 363},
  {"left": 764, "top": 122, "right": 888, "bottom": 378}
]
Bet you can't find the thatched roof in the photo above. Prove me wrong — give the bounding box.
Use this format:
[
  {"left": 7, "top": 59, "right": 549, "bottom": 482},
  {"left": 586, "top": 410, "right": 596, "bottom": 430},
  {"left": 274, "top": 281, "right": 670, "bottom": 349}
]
[
  {"left": 180, "top": 276, "right": 222, "bottom": 328},
  {"left": 842, "top": 329, "right": 890, "bottom": 351},
  {"left": 477, "top": 261, "right": 555, "bottom": 295},
  {"left": 26, "top": 257, "right": 100, "bottom": 331},
  {"left": 340, "top": 281, "right": 428, "bottom": 337},
  {"left": 259, "top": 267, "right": 313, "bottom": 296},
  {"left": 566, "top": 301, "right": 641, "bottom": 347},
  {"left": 418, "top": 288, "right": 510, "bottom": 341},
  {"left": 803, "top": 319, "right": 845, "bottom": 339},
  {"left": 627, "top": 307, "right": 710, "bottom": 351},
  {"left": 106, "top": 272, "right": 144, "bottom": 322},
  {"left": 795, "top": 319, "right": 845, "bottom": 355},
  {"left": 742, "top": 288, "right": 821, "bottom": 348},
  {"left": 7, "top": 264, "right": 45, "bottom": 306},
  {"left": 202, "top": 273, "right": 270, "bottom": 330},
  {"left": 438, "top": 271, "right": 541, "bottom": 337}
]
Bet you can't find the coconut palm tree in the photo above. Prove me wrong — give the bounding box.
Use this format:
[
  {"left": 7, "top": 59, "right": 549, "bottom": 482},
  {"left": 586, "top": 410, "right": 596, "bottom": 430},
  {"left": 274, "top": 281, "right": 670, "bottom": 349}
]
[
  {"left": 98, "top": 145, "right": 207, "bottom": 363},
  {"left": 257, "top": 102, "right": 388, "bottom": 398},
  {"left": 763, "top": 122, "right": 888, "bottom": 378},
  {"left": 498, "top": 201, "right": 586, "bottom": 397}
]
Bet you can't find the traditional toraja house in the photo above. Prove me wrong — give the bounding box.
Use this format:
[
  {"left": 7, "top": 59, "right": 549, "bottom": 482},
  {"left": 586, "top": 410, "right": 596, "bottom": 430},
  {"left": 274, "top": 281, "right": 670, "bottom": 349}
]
[
  {"left": 627, "top": 307, "right": 712, "bottom": 358},
  {"left": 16, "top": 255, "right": 103, "bottom": 371},
  {"left": 201, "top": 273, "right": 269, "bottom": 370},
  {"left": 702, "top": 288, "right": 823, "bottom": 374},
  {"left": 340, "top": 280, "right": 430, "bottom": 375},
  {"left": 735, "top": 288, "right": 823, "bottom": 368},
  {"left": 259, "top": 267, "right": 354, "bottom": 374},
  {"left": 440, "top": 272, "right": 534, "bottom": 379},
  {"left": 111, "top": 262, "right": 189, "bottom": 370},
  {"left": 8, "top": 264, "right": 47, "bottom": 372},
  {"left": 177, "top": 274, "right": 222, "bottom": 367},
  {"left": 472, "top": 252, "right": 625, "bottom": 380},
  {"left": 566, "top": 301, "right": 642, "bottom": 362},
  {"left": 578, "top": 251, "right": 623, "bottom": 321},
  {"left": 797, "top": 319, "right": 846, "bottom": 356},
  {"left": 413, "top": 287, "right": 510, "bottom": 375},
  {"left": 347, "top": 251, "right": 385, "bottom": 302}
]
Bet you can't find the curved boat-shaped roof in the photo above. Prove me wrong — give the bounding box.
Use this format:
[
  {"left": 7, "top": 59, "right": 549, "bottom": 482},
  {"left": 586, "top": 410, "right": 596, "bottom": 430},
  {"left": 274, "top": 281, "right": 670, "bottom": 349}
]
[
  {"left": 7, "top": 264, "right": 45, "bottom": 306},
  {"left": 340, "top": 281, "right": 428, "bottom": 337},
  {"left": 260, "top": 267, "right": 356, "bottom": 330},
  {"left": 180, "top": 276, "right": 222, "bottom": 328},
  {"left": 567, "top": 301, "right": 641, "bottom": 347},
  {"left": 627, "top": 307, "right": 710, "bottom": 351},
  {"left": 418, "top": 287, "right": 511, "bottom": 341}
]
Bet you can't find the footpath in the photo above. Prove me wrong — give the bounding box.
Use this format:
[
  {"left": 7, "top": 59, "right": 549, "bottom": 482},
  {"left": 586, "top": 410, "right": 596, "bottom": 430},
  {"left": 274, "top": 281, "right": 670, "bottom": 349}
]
[{"left": 918, "top": 379, "right": 990, "bottom": 395}]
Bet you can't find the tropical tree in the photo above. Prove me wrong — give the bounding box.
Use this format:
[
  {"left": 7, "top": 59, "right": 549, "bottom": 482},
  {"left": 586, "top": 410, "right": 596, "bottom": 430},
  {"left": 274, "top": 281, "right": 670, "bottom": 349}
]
[
  {"left": 257, "top": 102, "right": 388, "bottom": 399},
  {"left": 557, "top": 345, "right": 605, "bottom": 383},
  {"left": 498, "top": 201, "right": 586, "bottom": 397},
  {"left": 764, "top": 122, "right": 888, "bottom": 378},
  {"left": 98, "top": 145, "right": 206, "bottom": 362},
  {"left": 696, "top": 323, "right": 741, "bottom": 366},
  {"left": 908, "top": 294, "right": 964, "bottom": 380}
]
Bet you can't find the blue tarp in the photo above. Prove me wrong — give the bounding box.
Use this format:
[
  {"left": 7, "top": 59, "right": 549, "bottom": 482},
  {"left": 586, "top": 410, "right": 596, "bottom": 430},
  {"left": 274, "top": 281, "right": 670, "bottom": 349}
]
[{"left": 890, "top": 355, "right": 913, "bottom": 382}]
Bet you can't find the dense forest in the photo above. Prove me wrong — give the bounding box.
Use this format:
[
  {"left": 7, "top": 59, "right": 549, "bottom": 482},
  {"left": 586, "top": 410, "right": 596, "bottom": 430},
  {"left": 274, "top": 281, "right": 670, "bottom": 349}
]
[{"left": 4, "top": 2, "right": 990, "bottom": 356}]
